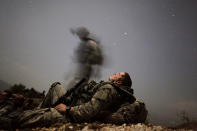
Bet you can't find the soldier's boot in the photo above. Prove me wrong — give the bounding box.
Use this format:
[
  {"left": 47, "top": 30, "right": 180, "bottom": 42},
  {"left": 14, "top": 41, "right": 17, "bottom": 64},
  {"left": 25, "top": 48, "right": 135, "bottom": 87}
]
[
  {"left": 104, "top": 100, "right": 148, "bottom": 124},
  {"left": 38, "top": 82, "right": 66, "bottom": 108}
]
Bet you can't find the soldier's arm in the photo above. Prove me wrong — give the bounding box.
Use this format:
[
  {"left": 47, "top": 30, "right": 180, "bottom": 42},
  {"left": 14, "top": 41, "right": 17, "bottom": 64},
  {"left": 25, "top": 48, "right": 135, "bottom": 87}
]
[
  {"left": 88, "top": 40, "right": 99, "bottom": 49},
  {"left": 69, "top": 84, "right": 119, "bottom": 122},
  {"left": 87, "top": 40, "right": 103, "bottom": 65}
]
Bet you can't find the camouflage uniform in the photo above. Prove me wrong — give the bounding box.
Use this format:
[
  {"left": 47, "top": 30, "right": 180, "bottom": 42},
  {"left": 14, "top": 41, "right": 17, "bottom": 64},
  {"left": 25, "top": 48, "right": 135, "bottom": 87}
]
[
  {"left": 17, "top": 81, "right": 147, "bottom": 128},
  {"left": 0, "top": 91, "right": 44, "bottom": 129},
  {"left": 0, "top": 93, "right": 24, "bottom": 129}
]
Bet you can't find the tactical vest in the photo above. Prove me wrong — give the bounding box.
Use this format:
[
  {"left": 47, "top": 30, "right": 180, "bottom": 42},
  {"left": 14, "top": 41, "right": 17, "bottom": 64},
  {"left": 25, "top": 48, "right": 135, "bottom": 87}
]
[{"left": 67, "top": 80, "right": 136, "bottom": 107}]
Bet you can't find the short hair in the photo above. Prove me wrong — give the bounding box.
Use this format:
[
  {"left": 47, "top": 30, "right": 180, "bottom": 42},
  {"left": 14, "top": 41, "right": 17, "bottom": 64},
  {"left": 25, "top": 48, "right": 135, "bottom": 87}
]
[{"left": 120, "top": 72, "right": 132, "bottom": 87}]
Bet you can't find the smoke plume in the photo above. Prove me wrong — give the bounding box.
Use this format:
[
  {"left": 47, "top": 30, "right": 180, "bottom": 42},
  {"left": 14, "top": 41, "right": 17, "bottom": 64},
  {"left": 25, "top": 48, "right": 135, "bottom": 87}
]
[{"left": 66, "top": 27, "right": 104, "bottom": 88}]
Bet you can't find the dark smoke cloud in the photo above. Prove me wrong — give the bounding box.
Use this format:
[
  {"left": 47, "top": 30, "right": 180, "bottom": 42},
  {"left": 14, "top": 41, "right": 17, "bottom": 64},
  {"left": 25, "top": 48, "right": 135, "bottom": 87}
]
[{"left": 66, "top": 27, "right": 104, "bottom": 88}]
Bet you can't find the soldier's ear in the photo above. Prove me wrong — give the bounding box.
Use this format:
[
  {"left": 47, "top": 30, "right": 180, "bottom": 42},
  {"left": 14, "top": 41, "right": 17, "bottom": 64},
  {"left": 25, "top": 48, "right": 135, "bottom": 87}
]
[{"left": 115, "top": 80, "right": 123, "bottom": 85}]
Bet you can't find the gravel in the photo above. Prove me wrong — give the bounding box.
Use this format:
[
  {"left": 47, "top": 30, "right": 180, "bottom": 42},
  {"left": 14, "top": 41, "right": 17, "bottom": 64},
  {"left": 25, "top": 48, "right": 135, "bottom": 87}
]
[{"left": 12, "top": 122, "right": 194, "bottom": 131}]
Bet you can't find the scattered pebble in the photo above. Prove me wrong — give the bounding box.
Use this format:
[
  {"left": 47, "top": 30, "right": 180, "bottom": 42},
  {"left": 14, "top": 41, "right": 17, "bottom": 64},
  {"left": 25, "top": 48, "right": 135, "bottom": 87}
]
[
  {"left": 68, "top": 126, "right": 73, "bottom": 129},
  {"left": 10, "top": 122, "right": 194, "bottom": 131}
]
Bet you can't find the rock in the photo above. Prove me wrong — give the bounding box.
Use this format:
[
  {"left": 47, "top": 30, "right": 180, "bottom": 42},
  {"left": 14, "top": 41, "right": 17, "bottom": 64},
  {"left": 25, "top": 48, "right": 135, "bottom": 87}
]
[
  {"left": 68, "top": 126, "right": 73, "bottom": 129},
  {"left": 82, "top": 126, "right": 89, "bottom": 131}
]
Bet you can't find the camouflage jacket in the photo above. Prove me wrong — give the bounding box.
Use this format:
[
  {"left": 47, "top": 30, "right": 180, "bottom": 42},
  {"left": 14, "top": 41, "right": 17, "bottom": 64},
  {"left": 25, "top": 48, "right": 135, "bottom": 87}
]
[{"left": 64, "top": 81, "right": 136, "bottom": 122}]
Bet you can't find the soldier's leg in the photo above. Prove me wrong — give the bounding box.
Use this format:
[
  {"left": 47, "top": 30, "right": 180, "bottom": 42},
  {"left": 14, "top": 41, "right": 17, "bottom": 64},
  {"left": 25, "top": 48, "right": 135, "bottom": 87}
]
[
  {"left": 0, "top": 103, "right": 14, "bottom": 129},
  {"left": 39, "top": 82, "right": 66, "bottom": 108},
  {"left": 104, "top": 101, "right": 148, "bottom": 124},
  {"left": 0, "top": 103, "right": 23, "bottom": 129},
  {"left": 0, "top": 117, "right": 12, "bottom": 129},
  {"left": 17, "top": 108, "right": 68, "bottom": 128}
]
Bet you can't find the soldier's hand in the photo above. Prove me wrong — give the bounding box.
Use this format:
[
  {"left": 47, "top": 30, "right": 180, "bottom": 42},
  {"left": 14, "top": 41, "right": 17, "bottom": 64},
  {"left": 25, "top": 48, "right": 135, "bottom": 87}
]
[{"left": 55, "top": 104, "right": 66, "bottom": 113}]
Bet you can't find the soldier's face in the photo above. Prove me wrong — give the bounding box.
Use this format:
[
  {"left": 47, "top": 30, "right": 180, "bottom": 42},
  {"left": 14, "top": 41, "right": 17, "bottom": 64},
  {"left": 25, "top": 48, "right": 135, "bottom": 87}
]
[{"left": 109, "top": 72, "right": 125, "bottom": 83}]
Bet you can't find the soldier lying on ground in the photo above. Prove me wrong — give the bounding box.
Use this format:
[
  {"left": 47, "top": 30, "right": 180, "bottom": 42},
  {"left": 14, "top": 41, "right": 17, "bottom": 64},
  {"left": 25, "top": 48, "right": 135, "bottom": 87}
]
[
  {"left": 0, "top": 90, "right": 44, "bottom": 129},
  {"left": 0, "top": 72, "right": 147, "bottom": 129},
  {"left": 0, "top": 91, "right": 24, "bottom": 116},
  {"left": 13, "top": 72, "right": 148, "bottom": 128}
]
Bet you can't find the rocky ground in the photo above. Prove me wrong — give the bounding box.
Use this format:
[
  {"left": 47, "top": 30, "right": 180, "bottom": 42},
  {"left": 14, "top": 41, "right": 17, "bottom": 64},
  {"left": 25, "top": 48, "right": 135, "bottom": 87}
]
[
  {"left": 0, "top": 87, "right": 196, "bottom": 131},
  {"left": 8, "top": 122, "right": 195, "bottom": 131}
]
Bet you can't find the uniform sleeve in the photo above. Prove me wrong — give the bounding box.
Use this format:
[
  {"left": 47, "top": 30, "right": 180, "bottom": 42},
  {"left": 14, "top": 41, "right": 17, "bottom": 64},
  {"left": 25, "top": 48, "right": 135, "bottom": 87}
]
[
  {"left": 87, "top": 40, "right": 103, "bottom": 65},
  {"left": 70, "top": 84, "right": 119, "bottom": 122}
]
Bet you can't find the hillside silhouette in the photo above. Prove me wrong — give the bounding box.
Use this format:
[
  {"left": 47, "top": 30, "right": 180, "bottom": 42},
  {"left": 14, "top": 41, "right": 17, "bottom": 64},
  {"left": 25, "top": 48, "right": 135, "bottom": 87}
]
[{"left": 0, "top": 80, "right": 10, "bottom": 91}]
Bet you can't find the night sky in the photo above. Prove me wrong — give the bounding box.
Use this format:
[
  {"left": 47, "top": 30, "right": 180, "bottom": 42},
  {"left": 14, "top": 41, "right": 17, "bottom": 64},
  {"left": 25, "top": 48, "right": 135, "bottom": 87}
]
[{"left": 0, "top": 0, "right": 197, "bottom": 125}]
